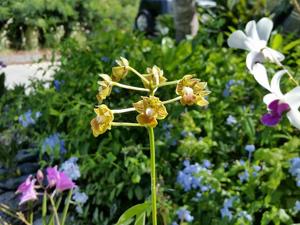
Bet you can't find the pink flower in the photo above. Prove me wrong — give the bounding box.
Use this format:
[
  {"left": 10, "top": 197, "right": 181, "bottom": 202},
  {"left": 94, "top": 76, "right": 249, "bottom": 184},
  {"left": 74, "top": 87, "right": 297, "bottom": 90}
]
[
  {"left": 46, "top": 166, "right": 75, "bottom": 191},
  {"left": 16, "top": 175, "right": 38, "bottom": 205}
]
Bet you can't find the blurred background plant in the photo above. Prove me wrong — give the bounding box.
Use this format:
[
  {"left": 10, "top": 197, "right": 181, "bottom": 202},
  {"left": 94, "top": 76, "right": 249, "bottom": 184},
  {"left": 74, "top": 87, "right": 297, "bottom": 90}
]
[{"left": 1, "top": 0, "right": 300, "bottom": 224}]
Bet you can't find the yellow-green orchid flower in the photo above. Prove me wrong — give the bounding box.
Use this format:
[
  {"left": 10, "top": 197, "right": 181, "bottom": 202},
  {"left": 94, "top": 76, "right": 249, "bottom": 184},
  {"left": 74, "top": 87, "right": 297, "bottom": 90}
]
[
  {"left": 96, "top": 74, "right": 113, "bottom": 102},
  {"left": 112, "top": 57, "right": 129, "bottom": 82},
  {"left": 142, "top": 65, "right": 167, "bottom": 89},
  {"left": 90, "top": 105, "right": 114, "bottom": 137},
  {"left": 133, "top": 96, "right": 168, "bottom": 128},
  {"left": 176, "top": 75, "right": 210, "bottom": 106}
]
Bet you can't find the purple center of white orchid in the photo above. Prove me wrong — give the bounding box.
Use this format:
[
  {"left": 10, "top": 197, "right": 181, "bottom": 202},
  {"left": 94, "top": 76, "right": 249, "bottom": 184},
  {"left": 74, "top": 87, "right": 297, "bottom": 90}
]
[{"left": 261, "top": 99, "right": 290, "bottom": 126}]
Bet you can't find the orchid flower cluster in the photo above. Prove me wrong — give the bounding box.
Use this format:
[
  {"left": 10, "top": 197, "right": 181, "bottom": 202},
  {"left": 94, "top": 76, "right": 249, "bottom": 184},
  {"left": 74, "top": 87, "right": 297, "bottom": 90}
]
[
  {"left": 228, "top": 17, "right": 300, "bottom": 129},
  {"left": 0, "top": 165, "right": 77, "bottom": 225},
  {"left": 90, "top": 57, "right": 210, "bottom": 225}
]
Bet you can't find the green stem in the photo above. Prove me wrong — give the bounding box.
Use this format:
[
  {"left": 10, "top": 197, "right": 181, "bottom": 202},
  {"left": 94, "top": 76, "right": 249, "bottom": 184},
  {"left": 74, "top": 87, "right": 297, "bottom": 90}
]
[
  {"left": 42, "top": 191, "right": 47, "bottom": 225},
  {"left": 111, "top": 122, "right": 144, "bottom": 127},
  {"left": 158, "top": 80, "right": 179, "bottom": 87},
  {"left": 148, "top": 127, "right": 157, "bottom": 225},
  {"left": 162, "top": 96, "right": 182, "bottom": 105},
  {"left": 277, "top": 62, "right": 299, "bottom": 86},
  {"left": 29, "top": 202, "right": 33, "bottom": 225},
  {"left": 48, "top": 196, "right": 61, "bottom": 225},
  {"left": 111, "top": 107, "right": 136, "bottom": 114},
  {"left": 48, "top": 196, "right": 62, "bottom": 225},
  {"left": 112, "top": 82, "right": 149, "bottom": 92},
  {"left": 61, "top": 190, "right": 73, "bottom": 225},
  {"left": 127, "top": 66, "right": 150, "bottom": 85}
]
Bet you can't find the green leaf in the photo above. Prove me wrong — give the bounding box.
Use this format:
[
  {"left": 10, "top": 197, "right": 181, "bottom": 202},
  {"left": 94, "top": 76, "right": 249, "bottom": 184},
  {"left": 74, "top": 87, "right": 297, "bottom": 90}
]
[
  {"left": 271, "top": 34, "right": 283, "bottom": 50},
  {"left": 115, "top": 202, "right": 151, "bottom": 225},
  {"left": 283, "top": 39, "right": 300, "bottom": 52},
  {"left": 134, "top": 212, "right": 145, "bottom": 225}
]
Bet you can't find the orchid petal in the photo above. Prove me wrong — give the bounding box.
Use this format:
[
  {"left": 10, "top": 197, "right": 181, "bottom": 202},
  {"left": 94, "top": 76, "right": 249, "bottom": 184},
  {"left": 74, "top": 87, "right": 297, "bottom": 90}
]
[
  {"left": 261, "top": 113, "right": 281, "bottom": 126},
  {"left": 270, "top": 70, "right": 286, "bottom": 97},
  {"left": 246, "top": 51, "right": 264, "bottom": 71},
  {"left": 227, "top": 31, "right": 250, "bottom": 50},
  {"left": 285, "top": 86, "right": 300, "bottom": 109},
  {"left": 251, "top": 63, "right": 271, "bottom": 91},
  {"left": 264, "top": 48, "right": 285, "bottom": 63},
  {"left": 263, "top": 93, "right": 277, "bottom": 105},
  {"left": 287, "top": 109, "right": 300, "bottom": 129},
  {"left": 256, "top": 18, "right": 273, "bottom": 41},
  {"left": 245, "top": 20, "right": 260, "bottom": 40}
]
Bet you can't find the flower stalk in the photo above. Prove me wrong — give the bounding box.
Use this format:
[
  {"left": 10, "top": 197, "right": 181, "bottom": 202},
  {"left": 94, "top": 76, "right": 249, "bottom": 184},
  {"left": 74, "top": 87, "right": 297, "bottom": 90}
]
[
  {"left": 127, "top": 66, "right": 150, "bottom": 85},
  {"left": 112, "top": 82, "right": 149, "bottom": 92},
  {"left": 148, "top": 127, "right": 157, "bottom": 225}
]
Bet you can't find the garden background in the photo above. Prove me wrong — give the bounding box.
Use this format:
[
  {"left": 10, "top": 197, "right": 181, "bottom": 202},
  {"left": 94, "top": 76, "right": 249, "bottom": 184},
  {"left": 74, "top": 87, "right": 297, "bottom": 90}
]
[{"left": 1, "top": 0, "right": 300, "bottom": 224}]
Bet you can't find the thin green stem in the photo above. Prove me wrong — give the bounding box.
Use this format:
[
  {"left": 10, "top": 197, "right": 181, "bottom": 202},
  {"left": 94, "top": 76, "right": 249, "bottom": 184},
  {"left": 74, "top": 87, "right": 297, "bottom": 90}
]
[
  {"left": 61, "top": 190, "right": 72, "bottom": 225},
  {"left": 148, "top": 127, "right": 157, "bottom": 225},
  {"left": 42, "top": 191, "right": 47, "bottom": 225},
  {"left": 278, "top": 62, "right": 299, "bottom": 86},
  {"left": 29, "top": 202, "right": 33, "bottom": 225},
  {"left": 111, "top": 122, "right": 144, "bottom": 127},
  {"left": 112, "top": 82, "right": 149, "bottom": 92},
  {"left": 127, "top": 66, "right": 150, "bottom": 85},
  {"left": 112, "top": 107, "right": 136, "bottom": 114},
  {"left": 47, "top": 196, "right": 62, "bottom": 225},
  {"left": 158, "top": 80, "right": 180, "bottom": 87},
  {"left": 162, "top": 96, "right": 182, "bottom": 105},
  {"left": 48, "top": 195, "right": 61, "bottom": 225}
]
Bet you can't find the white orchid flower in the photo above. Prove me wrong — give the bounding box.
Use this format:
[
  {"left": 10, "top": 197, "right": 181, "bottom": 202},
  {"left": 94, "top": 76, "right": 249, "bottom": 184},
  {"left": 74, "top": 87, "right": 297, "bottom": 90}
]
[
  {"left": 257, "top": 69, "right": 300, "bottom": 129},
  {"left": 227, "top": 17, "right": 284, "bottom": 72}
]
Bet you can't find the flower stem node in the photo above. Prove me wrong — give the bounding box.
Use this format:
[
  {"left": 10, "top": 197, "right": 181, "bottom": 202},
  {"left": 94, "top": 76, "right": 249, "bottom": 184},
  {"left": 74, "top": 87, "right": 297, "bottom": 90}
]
[
  {"left": 112, "top": 57, "right": 129, "bottom": 82},
  {"left": 133, "top": 96, "right": 168, "bottom": 128},
  {"left": 176, "top": 75, "right": 210, "bottom": 106},
  {"left": 90, "top": 105, "right": 114, "bottom": 137}
]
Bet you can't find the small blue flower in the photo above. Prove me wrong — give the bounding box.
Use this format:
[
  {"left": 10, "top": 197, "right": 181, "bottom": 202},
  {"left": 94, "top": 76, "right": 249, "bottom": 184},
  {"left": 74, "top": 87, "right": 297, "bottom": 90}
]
[
  {"left": 176, "top": 208, "right": 194, "bottom": 222},
  {"left": 53, "top": 80, "right": 65, "bottom": 91},
  {"left": 202, "top": 159, "right": 212, "bottom": 168},
  {"left": 101, "top": 56, "right": 110, "bottom": 63},
  {"left": 226, "top": 115, "right": 237, "bottom": 125},
  {"left": 239, "top": 159, "right": 246, "bottom": 166},
  {"left": 289, "top": 157, "right": 300, "bottom": 186},
  {"left": 238, "top": 211, "right": 252, "bottom": 222},
  {"left": 294, "top": 201, "right": 300, "bottom": 213},
  {"left": 221, "top": 207, "right": 233, "bottom": 220},
  {"left": 171, "top": 222, "right": 178, "bottom": 225},
  {"left": 72, "top": 188, "right": 88, "bottom": 214},
  {"left": 19, "top": 110, "right": 41, "bottom": 127},
  {"left": 239, "top": 170, "right": 249, "bottom": 183},
  {"left": 245, "top": 144, "right": 255, "bottom": 153},
  {"left": 60, "top": 157, "right": 81, "bottom": 181},
  {"left": 42, "top": 133, "right": 67, "bottom": 155}
]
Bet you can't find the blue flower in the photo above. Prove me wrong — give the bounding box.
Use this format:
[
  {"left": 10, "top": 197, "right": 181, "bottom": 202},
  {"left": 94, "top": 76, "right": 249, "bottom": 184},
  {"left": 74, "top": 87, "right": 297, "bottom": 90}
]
[
  {"left": 176, "top": 208, "right": 194, "bottom": 222},
  {"left": 289, "top": 157, "right": 300, "bottom": 187},
  {"left": 53, "top": 80, "right": 64, "bottom": 91},
  {"left": 239, "top": 170, "right": 249, "bottom": 183},
  {"left": 220, "top": 197, "right": 236, "bottom": 220},
  {"left": 101, "top": 56, "right": 110, "bottom": 63},
  {"left": 245, "top": 144, "right": 255, "bottom": 153},
  {"left": 238, "top": 211, "right": 252, "bottom": 222},
  {"left": 239, "top": 159, "right": 246, "bottom": 166},
  {"left": 72, "top": 188, "right": 88, "bottom": 214},
  {"left": 202, "top": 159, "right": 212, "bottom": 168},
  {"left": 42, "top": 133, "right": 67, "bottom": 155},
  {"left": 294, "top": 201, "right": 300, "bottom": 213},
  {"left": 221, "top": 207, "right": 233, "bottom": 220},
  {"left": 226, "top": 115, "right": 237, "bottom": 125},
  {"left": 60, "top": 157, "right": 80, "bottom": 181},
  {"left": 19, "top": 110, "right": 41, "bottom": 127}
]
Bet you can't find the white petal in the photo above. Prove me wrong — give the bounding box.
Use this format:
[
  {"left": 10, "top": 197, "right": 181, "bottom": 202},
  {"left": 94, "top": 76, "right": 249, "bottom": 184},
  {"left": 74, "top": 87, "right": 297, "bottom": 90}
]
[
  {"left": 284, "top": 86, "right": 300, "bottom": 109},
  {"left": 245, "top": 20, "right": 260, "bottom": 40},
  {"left": 256, "top": 17, "right": 273, "bottom": 42},
  {"left": 246, "top": 51, "right": 264, "bottom": 71},
  {"left": 263, "top": 93, "right": 278, "bottom": 105},
  {"left": 264, "top": 48, "right": 285, "bottom": 63},
  {"left": 287, "top": 109, "right": 300, "bottom": 129},
  {"left": 251, "top": 63, "right": 271, "bottom": 91},
  {"left": 270, "top": 70, "right": 286, "bottom": 97},
  {"left": 227, "top": 31, "right": 250, "bottom": 50}
]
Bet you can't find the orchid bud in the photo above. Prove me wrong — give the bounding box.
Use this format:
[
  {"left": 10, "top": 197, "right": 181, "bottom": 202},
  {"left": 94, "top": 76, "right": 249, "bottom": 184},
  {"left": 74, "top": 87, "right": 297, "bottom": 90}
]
[{"left": 37, "top": 170, "right": 44, "bottom": 183}]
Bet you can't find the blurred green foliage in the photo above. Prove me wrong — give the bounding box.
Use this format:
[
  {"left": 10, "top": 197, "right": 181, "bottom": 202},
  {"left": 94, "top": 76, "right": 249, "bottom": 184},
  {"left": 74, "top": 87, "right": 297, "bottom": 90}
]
[{"left": 1, "top": 0, "right": 300, "bottom": 224}]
